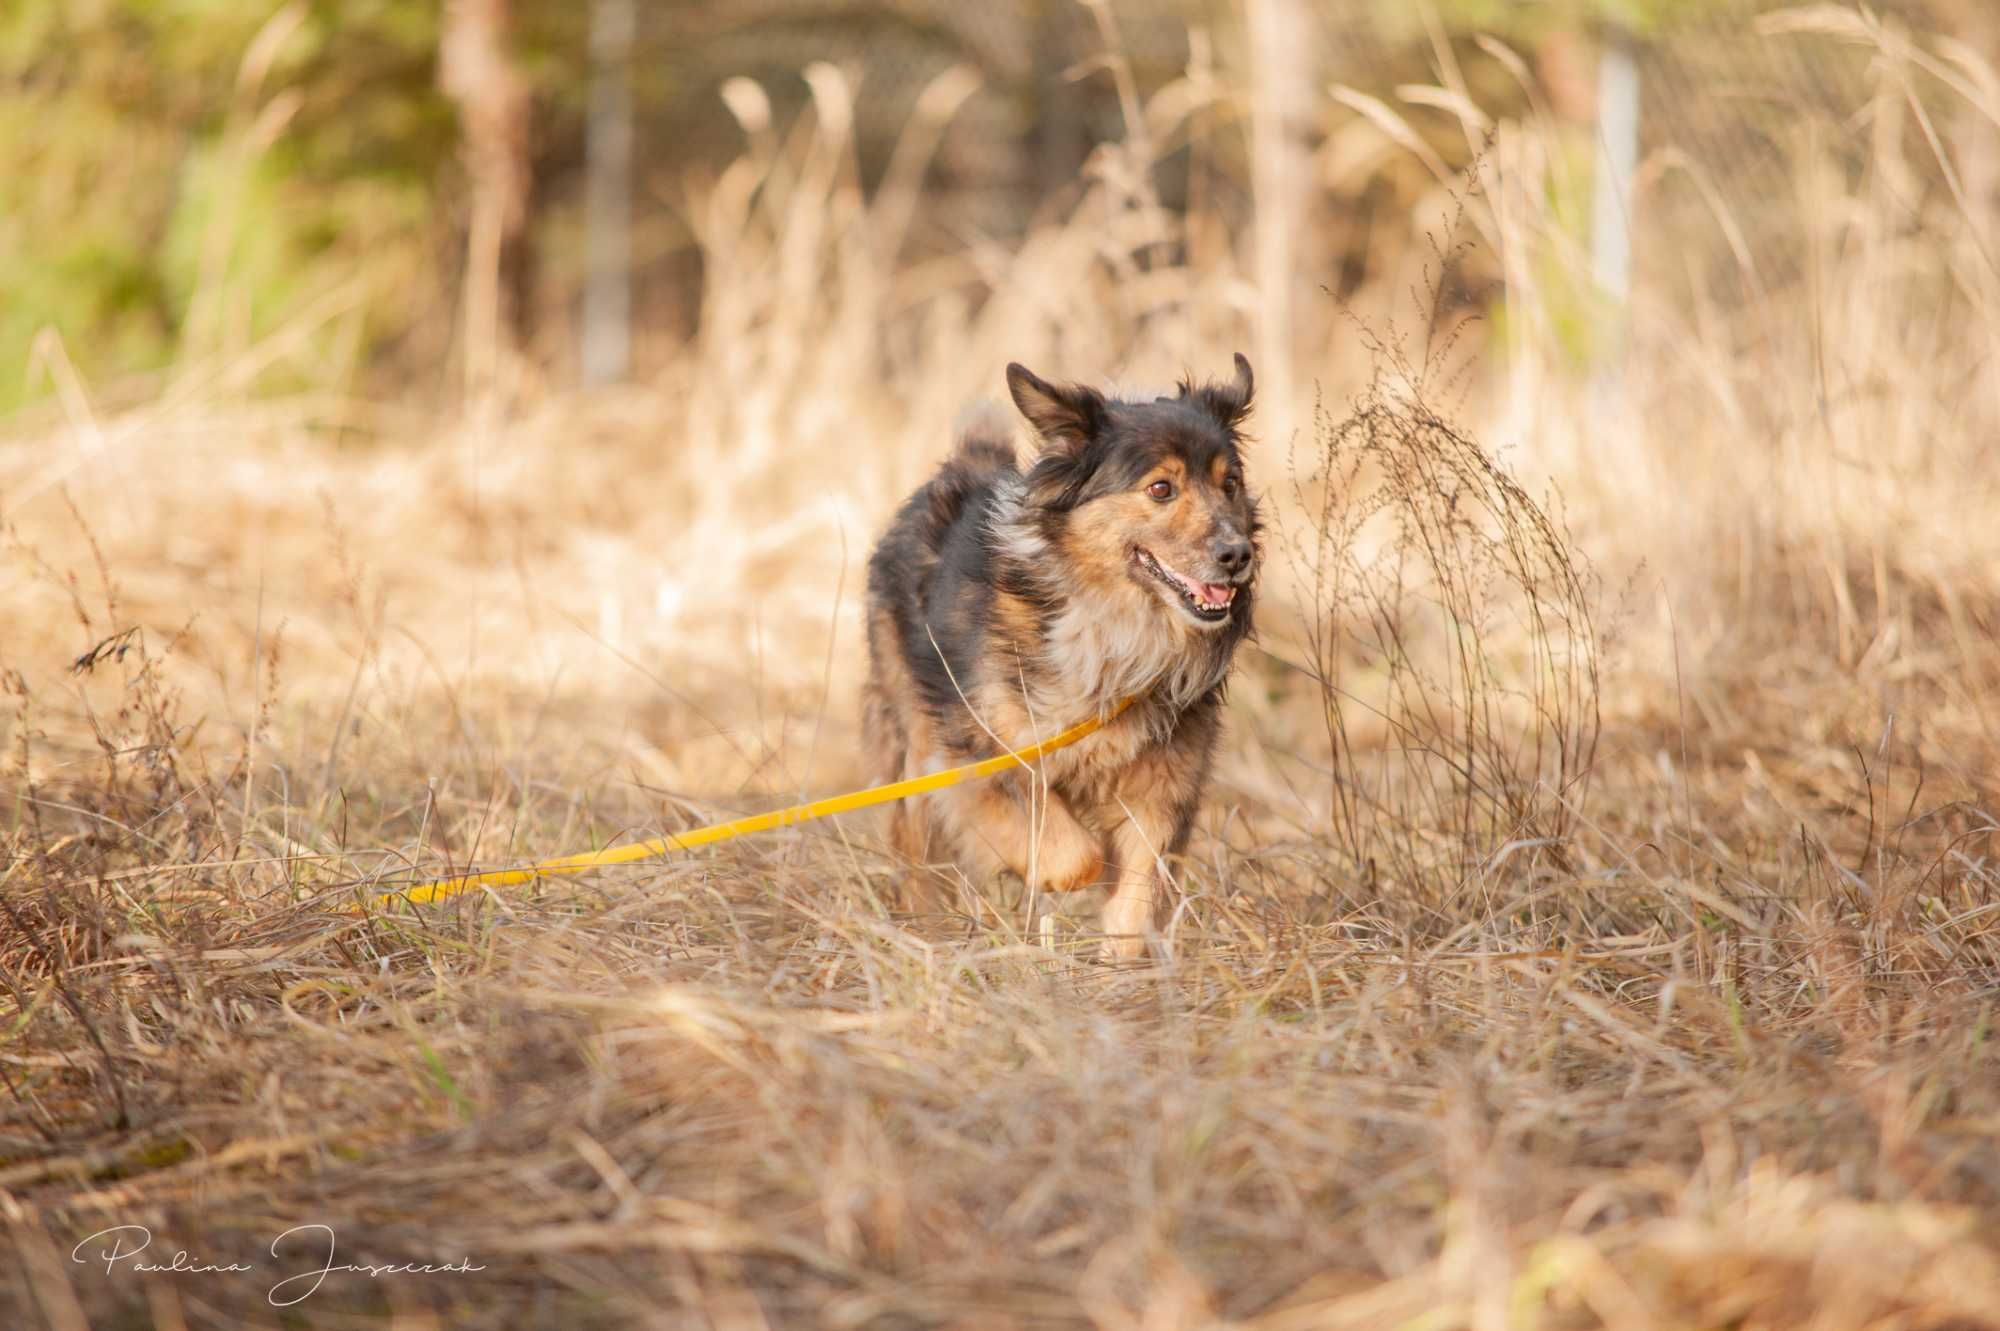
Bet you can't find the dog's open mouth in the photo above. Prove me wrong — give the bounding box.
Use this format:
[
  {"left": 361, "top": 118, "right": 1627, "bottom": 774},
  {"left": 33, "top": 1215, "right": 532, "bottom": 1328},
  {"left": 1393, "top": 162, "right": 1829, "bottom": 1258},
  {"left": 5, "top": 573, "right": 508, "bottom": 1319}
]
[{"left": 1134, "top": 548, "right": 1236, "bottom": 622}]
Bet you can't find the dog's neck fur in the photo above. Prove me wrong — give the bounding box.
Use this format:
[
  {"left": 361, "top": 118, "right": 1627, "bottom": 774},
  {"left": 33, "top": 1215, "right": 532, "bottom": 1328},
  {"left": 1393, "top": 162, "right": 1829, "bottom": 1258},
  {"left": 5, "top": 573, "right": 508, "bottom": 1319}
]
[{"left": 987, "top": 475, "right": 1241, "bottom": 725}]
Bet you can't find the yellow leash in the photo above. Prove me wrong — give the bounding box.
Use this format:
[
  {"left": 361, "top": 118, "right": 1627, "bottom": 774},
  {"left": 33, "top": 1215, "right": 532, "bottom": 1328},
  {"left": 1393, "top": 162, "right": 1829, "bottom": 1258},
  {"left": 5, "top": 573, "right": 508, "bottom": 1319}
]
[{"left": 366, "top": 696, "right": 1135, "bottom": 910}]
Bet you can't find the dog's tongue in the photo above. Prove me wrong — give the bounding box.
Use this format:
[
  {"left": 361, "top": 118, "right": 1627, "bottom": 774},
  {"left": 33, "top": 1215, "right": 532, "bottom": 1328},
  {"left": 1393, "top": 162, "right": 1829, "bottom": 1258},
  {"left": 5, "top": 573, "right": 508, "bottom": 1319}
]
[{"left": 1194, "top": 580, "right": 1233, "bottom": 608}]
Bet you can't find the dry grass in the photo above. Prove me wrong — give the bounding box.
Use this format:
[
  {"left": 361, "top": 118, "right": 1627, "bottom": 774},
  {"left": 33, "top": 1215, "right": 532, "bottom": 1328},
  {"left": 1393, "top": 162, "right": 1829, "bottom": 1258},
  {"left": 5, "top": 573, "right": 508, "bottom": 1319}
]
[{"left": 5, "top": 9, "right": 2000, "bottom": 1329}]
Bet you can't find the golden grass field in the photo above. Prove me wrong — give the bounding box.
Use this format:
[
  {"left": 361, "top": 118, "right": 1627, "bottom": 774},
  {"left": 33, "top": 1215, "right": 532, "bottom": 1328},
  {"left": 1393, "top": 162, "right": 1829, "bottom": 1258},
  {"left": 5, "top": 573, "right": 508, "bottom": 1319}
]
[{"left": 5, "top": 11, "right": 2000, "bottom": 1329}]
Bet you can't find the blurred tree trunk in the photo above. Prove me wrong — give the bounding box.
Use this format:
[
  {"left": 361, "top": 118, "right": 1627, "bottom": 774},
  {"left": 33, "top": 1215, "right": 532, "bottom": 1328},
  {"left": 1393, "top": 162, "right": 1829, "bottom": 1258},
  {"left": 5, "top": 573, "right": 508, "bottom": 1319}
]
[
  {"left": 441, "top": 0, "right": 531, "bottom": 405},
  {"left": 1590, "top": 26, "right": 1639, "bottom": 396},
  {"left": 583, "top": 0, "right": 635, "bottom": 386},
  {"left": 1249, "top": 0, "right": 1309, "bottom": 440}
]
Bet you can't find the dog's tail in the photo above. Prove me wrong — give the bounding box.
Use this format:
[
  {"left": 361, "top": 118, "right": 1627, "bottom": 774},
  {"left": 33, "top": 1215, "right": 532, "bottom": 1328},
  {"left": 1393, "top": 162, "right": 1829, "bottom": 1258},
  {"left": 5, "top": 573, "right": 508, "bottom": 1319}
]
[
  {"left": 908, "top": 399, "right": 1019, "bottom": 536},
  {"left": 950, "top": 399, "right": 1018, "bottom": 472}
]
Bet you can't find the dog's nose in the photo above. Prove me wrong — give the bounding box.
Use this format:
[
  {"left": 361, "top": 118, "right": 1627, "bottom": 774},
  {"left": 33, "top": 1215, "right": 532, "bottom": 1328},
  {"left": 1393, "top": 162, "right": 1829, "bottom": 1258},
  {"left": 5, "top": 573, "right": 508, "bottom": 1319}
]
[{"left": 1211, "top": 536, "right": 1253, "bottom": 577}]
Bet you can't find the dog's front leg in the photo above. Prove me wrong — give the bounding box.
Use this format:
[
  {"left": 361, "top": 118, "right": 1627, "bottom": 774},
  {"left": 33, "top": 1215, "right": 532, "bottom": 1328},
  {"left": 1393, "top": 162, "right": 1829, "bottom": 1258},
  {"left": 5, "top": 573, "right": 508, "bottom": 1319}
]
[
  {"left": 1100, "top": 719, "right": 1214, "bottom": 960},
  {"left": 945, "top": 774, "right": 1105, "bottom": 894},
  {"left": 1103, "top": 808, "right": 1176, "bottom": 960}
]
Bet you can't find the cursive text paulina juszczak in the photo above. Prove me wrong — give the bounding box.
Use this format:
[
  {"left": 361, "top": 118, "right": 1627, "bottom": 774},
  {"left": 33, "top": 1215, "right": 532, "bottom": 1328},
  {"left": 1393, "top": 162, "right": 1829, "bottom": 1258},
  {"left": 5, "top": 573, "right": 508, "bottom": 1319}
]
[{"left": 72, "top": 1224, "right": 486, "bottom": 1306}]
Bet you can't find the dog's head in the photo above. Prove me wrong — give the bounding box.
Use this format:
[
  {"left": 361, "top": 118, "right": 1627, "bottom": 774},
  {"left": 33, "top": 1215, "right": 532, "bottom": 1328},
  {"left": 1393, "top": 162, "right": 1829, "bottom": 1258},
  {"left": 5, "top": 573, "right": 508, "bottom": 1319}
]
[{"left": 1006, "top": 354, "right": 1259, "bottom": 633}]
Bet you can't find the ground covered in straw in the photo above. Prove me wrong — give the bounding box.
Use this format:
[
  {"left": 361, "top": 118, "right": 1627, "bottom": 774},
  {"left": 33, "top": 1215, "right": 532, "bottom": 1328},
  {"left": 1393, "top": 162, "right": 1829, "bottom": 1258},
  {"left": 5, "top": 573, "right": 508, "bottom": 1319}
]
[
  {"left": 8, "top": 7, "right": 2000, "bottom": 1321},
  {"left": 3, "top": 376, "right": 1997, "bottom": 1331}
]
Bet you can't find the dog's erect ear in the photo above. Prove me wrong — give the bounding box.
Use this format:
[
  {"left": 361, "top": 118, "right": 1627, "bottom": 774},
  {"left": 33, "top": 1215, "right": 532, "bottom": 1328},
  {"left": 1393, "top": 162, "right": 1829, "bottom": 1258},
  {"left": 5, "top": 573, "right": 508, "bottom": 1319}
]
[
  {"left": 1007, "top": 363, "right": 1106, "bottom": 451},
  {"left": 1185, "top": 353, "right": 1254, "bottom": 431}
]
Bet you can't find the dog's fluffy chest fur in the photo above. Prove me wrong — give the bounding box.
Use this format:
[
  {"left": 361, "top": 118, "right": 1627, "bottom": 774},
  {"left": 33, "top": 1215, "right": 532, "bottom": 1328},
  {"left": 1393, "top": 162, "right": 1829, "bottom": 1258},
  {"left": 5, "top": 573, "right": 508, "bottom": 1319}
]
[{"left": 988, "top": 481, "right": 1235, "bottom": 727}]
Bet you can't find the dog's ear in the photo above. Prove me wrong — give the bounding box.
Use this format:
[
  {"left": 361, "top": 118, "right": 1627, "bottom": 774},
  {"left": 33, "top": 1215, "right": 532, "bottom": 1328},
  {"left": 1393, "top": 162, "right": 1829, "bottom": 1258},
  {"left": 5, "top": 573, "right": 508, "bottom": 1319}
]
[
  {"left": 1007, "top": 363, "right": 1106, "bottom": 451},
  {"left": 1183, "top": 353, "right": 1254, "bottom": 432}
]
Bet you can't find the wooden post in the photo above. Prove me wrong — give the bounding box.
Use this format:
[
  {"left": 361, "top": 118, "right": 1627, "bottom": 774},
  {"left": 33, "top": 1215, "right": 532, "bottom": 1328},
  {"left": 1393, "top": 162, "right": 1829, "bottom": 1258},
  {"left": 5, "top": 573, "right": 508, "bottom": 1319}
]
[
  {"left": 583, "top": 0, "right": 635, "bottom": 386},
  {"left": 441, "top": 0, "right": 530, "bottom": 406},
  {"left": 1248, "top": 0, "right": 1310, "bottom": 442},
  {"left": 1590, "top": 26, "right": 1640, "bottom": 385}
]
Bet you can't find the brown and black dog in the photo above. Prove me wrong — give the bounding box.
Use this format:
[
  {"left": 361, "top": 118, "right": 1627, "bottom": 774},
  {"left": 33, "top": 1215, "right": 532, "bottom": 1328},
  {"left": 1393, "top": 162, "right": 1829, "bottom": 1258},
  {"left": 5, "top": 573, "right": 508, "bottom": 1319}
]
[{"left": 862, "top": 355, "right": 1260, "bottom": 957}]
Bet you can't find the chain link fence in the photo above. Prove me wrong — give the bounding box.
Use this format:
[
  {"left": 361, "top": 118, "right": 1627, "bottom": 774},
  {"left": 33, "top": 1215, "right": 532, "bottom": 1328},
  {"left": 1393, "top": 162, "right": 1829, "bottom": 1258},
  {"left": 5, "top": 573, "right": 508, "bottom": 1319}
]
[{"left": 587, "top": 0, "right": 1992, "bottom": 322}]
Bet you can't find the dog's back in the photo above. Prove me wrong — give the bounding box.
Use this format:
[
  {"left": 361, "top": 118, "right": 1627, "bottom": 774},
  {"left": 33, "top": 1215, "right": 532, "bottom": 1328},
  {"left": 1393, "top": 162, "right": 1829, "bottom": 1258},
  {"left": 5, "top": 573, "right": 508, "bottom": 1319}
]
[
  {"left": 864, "top": 401, "right": 1023, "bottom": 725},
  {"left": 868, "top": 404, "right": 1012, "bottom": 627},
  {"left": 861, "top": 401, "right": 1015, "bottom": 791}
]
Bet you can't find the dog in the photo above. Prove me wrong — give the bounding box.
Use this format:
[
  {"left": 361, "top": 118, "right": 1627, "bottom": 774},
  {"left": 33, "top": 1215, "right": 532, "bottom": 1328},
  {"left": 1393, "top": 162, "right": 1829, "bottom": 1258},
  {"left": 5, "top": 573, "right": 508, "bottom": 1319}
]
[{"left": 862, "top": 354, "right": 1260, "bottom": 957}]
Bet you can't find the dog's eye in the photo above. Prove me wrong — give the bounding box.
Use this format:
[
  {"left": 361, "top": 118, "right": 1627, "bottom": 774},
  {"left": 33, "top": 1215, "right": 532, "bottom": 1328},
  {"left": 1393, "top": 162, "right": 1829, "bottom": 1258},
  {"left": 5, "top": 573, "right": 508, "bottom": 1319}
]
[
  {"left": 1222, "top": 474, "right": 1239, "bottom": 497},
  {"left": 1146, "top": 479, "right": 1175, "bottom": 502}
]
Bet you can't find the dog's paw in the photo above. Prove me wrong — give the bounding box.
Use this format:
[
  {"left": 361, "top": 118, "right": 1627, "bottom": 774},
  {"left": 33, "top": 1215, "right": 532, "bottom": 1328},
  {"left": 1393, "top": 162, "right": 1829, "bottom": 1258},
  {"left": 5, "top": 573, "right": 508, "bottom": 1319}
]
[
  {"left": 1097, "top": 930, "right": 1149, "bottom": 963},
  {"left": 1098, "top": 891, "right": 1156, "bottom": 962}
]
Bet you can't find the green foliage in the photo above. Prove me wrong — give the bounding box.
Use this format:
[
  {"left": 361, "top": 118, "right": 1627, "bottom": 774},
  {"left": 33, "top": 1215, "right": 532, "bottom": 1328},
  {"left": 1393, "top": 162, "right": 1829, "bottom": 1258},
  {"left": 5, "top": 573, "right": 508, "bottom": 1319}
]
[
  {"left": 0, "top": 0, "right": 451, "bottom": 413},
  {"left": 1492, "top": 132, "right": 1617, "bottom": 371}
]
